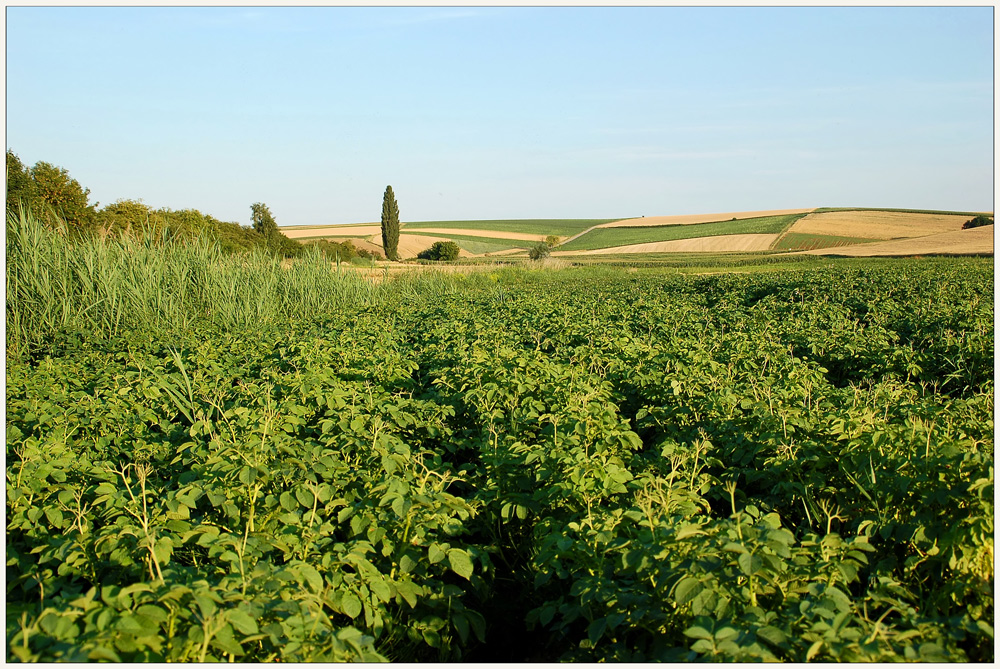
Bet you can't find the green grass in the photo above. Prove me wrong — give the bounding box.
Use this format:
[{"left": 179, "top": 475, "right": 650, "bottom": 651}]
[
  {"left": 558, "top": 213, "right": 806, "bottom": 252},
  {"left": 402, "top": 218, "right": 623, "bottom": 236},
  {"left": 5, "top": 209, "right": 386, "bottom": 357},
  {"left": 771, "top": 232, "right": 875, "bottom": 251}
]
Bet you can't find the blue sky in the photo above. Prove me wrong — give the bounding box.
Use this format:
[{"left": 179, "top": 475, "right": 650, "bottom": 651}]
[{"left": 5, "top": 6, "right": 994, "bottom": 226}]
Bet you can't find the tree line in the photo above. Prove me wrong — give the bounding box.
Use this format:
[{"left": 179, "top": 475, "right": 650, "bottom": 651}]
[{"left": 4, "top": 150, "right": 383, "bottom": 261}]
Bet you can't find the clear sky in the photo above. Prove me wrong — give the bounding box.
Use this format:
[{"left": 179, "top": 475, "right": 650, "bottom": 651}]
[{"left": 5, "top": 6, "right": 994, "bottom": 226}]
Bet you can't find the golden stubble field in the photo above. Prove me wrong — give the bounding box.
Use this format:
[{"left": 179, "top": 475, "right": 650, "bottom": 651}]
[
  {"left": 801, "top": 226, "right": 994, "bottom": 257},
  {"left": 788, "top": 210, "right": 973, "bottom": 239}
]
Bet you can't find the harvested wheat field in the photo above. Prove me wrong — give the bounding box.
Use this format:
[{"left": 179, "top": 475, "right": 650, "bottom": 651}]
[
  {"left": 281, "top": 224, "right": 383, "bottom": 239},
  {"left": 555, "top": 234, "right": 781, "bottom": 255},
  {"left": 332, "top": 238, "right": 384, "bottom": 255},
  {"left": 801, "top": 226, "right": 994, "bottom": 257},
  {"left": 599, "top": 208, "right": 815, "bottom": 229},
  {"left": 788, "top": 211, "right": 975, "bottom": 240},
  {"left": 372, "top": 233, "right": 475, "bottom": 258}
]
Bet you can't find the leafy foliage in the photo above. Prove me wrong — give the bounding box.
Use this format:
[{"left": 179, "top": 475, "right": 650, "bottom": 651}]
[
  {"left": 962, "top": 215, "right": 993, "bottom": 229},
  {"left": 6, "top": 253, "right": 994, "bottom": 662},
  {"left": 528, "top": 243, "right": 551, "bottom": 260},
  {"left": 417, "top": 241, "right": 461, "bottom": 261}
]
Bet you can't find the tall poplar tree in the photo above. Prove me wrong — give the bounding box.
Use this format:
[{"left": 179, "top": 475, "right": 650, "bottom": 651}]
[{"left": 381, "top": 185, "right": 400, "bottom": 261}]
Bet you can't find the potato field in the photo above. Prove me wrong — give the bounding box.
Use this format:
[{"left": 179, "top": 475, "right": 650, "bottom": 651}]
[{"left": 5, "top": 237, "right": 994, "bottom": 660}]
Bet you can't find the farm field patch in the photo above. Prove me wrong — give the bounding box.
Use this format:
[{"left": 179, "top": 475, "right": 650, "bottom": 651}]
[
  {"left": 372, "top": 232, "right": 476, "bottom": 258},
  {"left": 402, "top": 227, "right": 548, "bottom": 242},
  {"left": 403, "top": 218, "right": 621, "bottom": 236},
  {"left": 6, "top": 215, "right": 993, "bottom": 663},
  {"left": 598, "top": 208, "right": 815, "bottom": 228},
  {"left": 555, "top": 233, "right": 780, "bottom": 255},
  {"left": 771, "top": 232, "right": 876, "bottom": 252},
  {"left": 558, "top": 214, "right": 804, "bottom": 252},
  {"left": 787, "top": 210, "right": 973, "bottom": 240},
  {"left": 281, "top": 224, "right": 383, "bottom": 239},
  {"left": 800, "top": 225, "right": 994, "bottom": 256},
  {"left": 403, "top": 231, "right": 533, "bottom": 255}
]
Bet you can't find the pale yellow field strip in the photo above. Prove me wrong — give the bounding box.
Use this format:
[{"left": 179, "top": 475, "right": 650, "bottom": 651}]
[
  {"left": 282, "top": 225, "right": 383, "bottom": 239},
  {"left": 334, "top": 238, "right": 384, "bottom": 255},
  {"left": 401, "top": 227, "right": 549, "bottom": 241},
  {"left": 800, "top": 226, "right": 993, "bottom": 257},
  {"left": 598, "top": 208, "right": 815, "bottom": 229},
  {"left": 788, "top": 211, "right": 973, "bottom": 240},
  {"left": 281, "top": 221, "right": 377, "bottom": 230},
  {"left": 372, "top": 233, "right": 475, "bottom": 258},
  {"left": 553, "top": 234, "right": 781, "bottom": 255}
]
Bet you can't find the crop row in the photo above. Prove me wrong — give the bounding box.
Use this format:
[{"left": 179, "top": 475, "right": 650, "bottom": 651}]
[{"left": 6, "top": 258, "right": 994, "bottom": 661}]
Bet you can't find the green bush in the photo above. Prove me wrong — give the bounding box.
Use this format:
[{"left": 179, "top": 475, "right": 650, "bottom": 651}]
[
  {"left": 417, "top": 241, "right": 461, "bottom": 261},
  {"left": 962, "top": 215, "right": 993, "bottom": 229},
  {"left": 528, "top": 242, "right": 551, "bottom": 260}
]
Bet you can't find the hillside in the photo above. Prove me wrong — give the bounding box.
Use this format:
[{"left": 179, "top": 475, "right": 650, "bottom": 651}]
[{"left": 278, "top": 208, "right": 993, "bottom": 260}]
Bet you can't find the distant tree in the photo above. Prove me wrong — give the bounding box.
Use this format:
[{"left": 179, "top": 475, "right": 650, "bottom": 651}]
[
  {"left": 381, "top": 185, "right": 400, "bottom": 261},
  {"left": 529, "top": 242, "right": 551, "bottom": 260},
  {"left": 6, "top": 150, "right": 37, "bottom": 215},
  {"left": 28, "top": 160, "right": 97, "bottom": 233},
  {"left": 250, "top": 202, "right": 302, "bottom": 257},
  {"left": 251, "top": 202, "right": 279, "bottom": 240},
  {"left": 544, "top": 235, "right": 560, "bottom": 248},
  {"left": 207, "top": 217, "right": 266, "bottom": 254},
  {"left": 97, "top": 199, "right": 153, "bottom": 236},
  {"left": 417, "top": 241, "right": 461, "bottom": 261},
  {"left": 962, "top": 215, "right": 994, "bottom": 229}
]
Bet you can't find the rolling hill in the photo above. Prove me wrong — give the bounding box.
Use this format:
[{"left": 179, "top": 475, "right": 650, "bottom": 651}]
[{"left": 278, "top": 208, "right": 993, "bottom": 260}]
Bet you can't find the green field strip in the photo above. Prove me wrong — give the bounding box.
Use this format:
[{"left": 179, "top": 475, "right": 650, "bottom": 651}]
[
  {"left": 403, "top": 218, "right": 624, "bottom": 236},
  {"left": 558, "top": 213, "right": 806, "bottom": 252},
  {"left": 771, "top": 233, "right": 877, "bottom": 251}
]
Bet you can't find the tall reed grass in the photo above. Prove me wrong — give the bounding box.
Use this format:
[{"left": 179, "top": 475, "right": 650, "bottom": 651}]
[{"left": 6, "top": 208, "right": 386, "bottom": 356}]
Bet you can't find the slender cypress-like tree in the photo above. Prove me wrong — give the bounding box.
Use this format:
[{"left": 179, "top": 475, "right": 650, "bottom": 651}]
[{"left": 381, "top": 185, "right": 400, "bottom": 261}]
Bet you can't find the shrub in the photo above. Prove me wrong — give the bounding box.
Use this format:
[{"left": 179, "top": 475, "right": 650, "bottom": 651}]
[
  {"left": 962, "top": 215, "right": 994, "bottom": 229},
  {"left": 357, "top": 247, "right": 383, "bottom": 261},
  {"left": 528, "top": 243, "right": 551, "bottom": 260},
  {"left": 307, "top": 239, "right": 359, "bottom": 262},
  {"left": 417, "top": 241, "right": 461, "bottom": 261}
]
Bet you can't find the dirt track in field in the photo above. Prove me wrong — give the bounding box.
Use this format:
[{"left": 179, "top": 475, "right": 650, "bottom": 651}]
[
  {"left": 788, "top": 211, "right": 974, "bottom": 240},
  {"left": 554, "top": 234, "right": 781, "bottom": 255},
  {"left": 799, "top": 226, "right": 994, "bottom": 257},
  {"left": 598, "top": 208, "right": 815, "bottom": 229}
]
